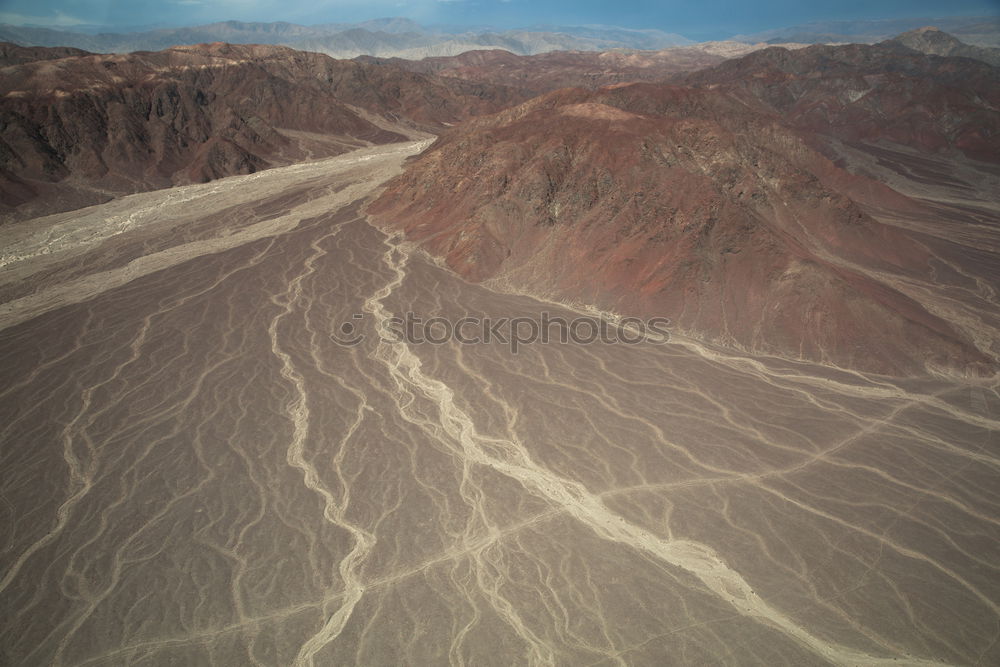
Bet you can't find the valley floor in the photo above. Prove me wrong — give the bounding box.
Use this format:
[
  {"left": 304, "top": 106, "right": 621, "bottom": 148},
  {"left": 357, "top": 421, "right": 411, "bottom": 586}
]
[{"left": 0, "top": 143, "right": 998, "bottom": 666}]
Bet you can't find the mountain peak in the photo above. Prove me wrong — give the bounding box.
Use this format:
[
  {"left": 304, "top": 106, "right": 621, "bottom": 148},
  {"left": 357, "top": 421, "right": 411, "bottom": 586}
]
[
  {"left": 887, "top": 25, "right": 1000, "bottom": 66},
  {"left": 894, "top": 25, "right": 959, "bottom": 43}
]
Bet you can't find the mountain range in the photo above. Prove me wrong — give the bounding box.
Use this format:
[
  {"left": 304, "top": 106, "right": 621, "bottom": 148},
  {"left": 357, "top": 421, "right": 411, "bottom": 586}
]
[
  {"left": 0, "top": 19, "right": 693, "bottom": 59},
  {"left": 369, "top": 31, "right": 1000, "bottom": 375},
  {"left": 356, "top": 41, "right": 812, "bottom": 96},
  {"left": 1, "top": 26, "right": 998, "bottom": 376},
  {"left": 889, "top": 25, "right": 1000, "bottom": 66},
  {"left": 733, "top": 15, "right": 1000, "bottom": 46},
  {"left": 4, "top": 15, "right": 999, "bottom": 59},
  {"left": 0, "top": 42, "right": 523, "bottom": 220}
]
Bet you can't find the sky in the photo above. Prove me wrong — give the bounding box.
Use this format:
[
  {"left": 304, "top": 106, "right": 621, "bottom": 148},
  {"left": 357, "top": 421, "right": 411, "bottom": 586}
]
[{"left": 0, "top": 0, "right": 998, "bottom": 40}]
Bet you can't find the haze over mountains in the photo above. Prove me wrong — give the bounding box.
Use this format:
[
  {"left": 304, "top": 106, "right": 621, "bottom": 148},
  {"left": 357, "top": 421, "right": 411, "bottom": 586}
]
[
  {"left": 0, "top": 18, "right": 694, "bottom": 59},
  {"left": 355, "top": 44, "right": 786, "bottom": 96},
  {"left": 734, "top": 15, "right": 1000, "bottom": 46},
  {"left": 3, "top": 14, "right": 999, "bottom": 59},
  {"left": 356, "top": 26, "right": 1000, "bottom": 95},
  {"left": 889, "top": 25, "right": 1000, "bottom": 66}
]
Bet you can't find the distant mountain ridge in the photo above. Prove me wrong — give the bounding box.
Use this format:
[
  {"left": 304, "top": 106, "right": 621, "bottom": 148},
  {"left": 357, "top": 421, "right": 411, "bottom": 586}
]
[
  {"left": 682, "top": 36, "right": 1000, "bottom": 162},
  {"left": 885, "top": 26, "right": 1000, "bottom": 67},
  {"left": 0, "top": 19, "right": 693, "bottom": 59},
  {"left": 733, "top": 15, "right": 1000, "bottom": 47},
  {"left": 0, "top": 42, "right": 89, "bottom": 66},
  {"left": 358, "top": 41, "right": 810, "bottom": 95},
  {"left": 5, "top": 16, "right": 997, "bottom": 60}
]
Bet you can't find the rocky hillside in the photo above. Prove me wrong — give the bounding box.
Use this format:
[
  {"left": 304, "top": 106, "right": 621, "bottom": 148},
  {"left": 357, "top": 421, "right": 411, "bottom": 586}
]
[
  {"left": 0, "top": 42, "right": 523, "bottom": 220},
  {"left": 358, "top": 42, "right": 809, "bottom": 95},
  {"left": 369, "top": 78, "right": 993, "bottom": 376},
  {"left": 359, "top": 48, "right": 726, "bottom": 94},
  {"left": 683, "top": 38, "right": 1000, "bottom": 162},
  {"left": 0, "top": 42, "right": 91, "bottom": 66}
]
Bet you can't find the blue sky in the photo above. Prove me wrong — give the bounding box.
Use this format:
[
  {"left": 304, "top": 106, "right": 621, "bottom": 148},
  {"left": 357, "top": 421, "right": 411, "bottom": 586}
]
[{"left": 1, "top": 0, "right": 998, "bottom": 39}]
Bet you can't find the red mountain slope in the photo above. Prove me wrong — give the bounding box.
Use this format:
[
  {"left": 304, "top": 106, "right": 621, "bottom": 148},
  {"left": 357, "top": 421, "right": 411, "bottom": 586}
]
[
  {"left": 370, "top": 82, "right": 994, "bottom": 375},
  {"left": 0, "top": 42, "right": 523, "bottom": 220}
]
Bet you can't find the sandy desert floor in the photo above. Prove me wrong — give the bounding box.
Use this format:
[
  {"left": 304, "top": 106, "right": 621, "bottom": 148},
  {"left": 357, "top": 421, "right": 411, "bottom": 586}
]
[{"left": 1, "top": 142, "right": 998, "bottom": 665}]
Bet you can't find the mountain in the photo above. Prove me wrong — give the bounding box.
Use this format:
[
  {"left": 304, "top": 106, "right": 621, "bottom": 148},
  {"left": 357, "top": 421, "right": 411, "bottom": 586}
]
[
  {"left": 358, "top": 42, "right": 809, "bottom": 95},
  {"left": 0, "top": 19, "right": 696, "bottom": 59},
  {"left": 683, "top": 39, "right": 1000, "bottom": 163},
  {"left": 886, "top": 26, "right": 1000, "bottom": 67},
  {"left": 369, "top": 43, "right": 999, "bottom": 376},
  {"left": 0, "top": 42, "right": 90, "bottom": 66},
  {"left": 0, "top": 42, "right": 523, "bottom": 220},
  {"left": 733, "top": 16, "right": 1000, "bottom": 47},
  {"left": 358, "top": 48, "right": 725, "bottom": 95},
  {"left": 0, "top": 21, "right": 377, "bottom": 53}
]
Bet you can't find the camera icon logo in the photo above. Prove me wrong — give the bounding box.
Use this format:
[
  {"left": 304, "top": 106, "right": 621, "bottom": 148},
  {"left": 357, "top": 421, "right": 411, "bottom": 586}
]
[{"left": 331, "top": 313, "right": 365, "bottom": 347}]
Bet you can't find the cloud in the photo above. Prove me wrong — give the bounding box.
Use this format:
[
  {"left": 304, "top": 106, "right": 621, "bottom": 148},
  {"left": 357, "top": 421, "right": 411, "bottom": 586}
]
[{"left": 0, "top": 10, "right": 88, "bottom": 26}]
